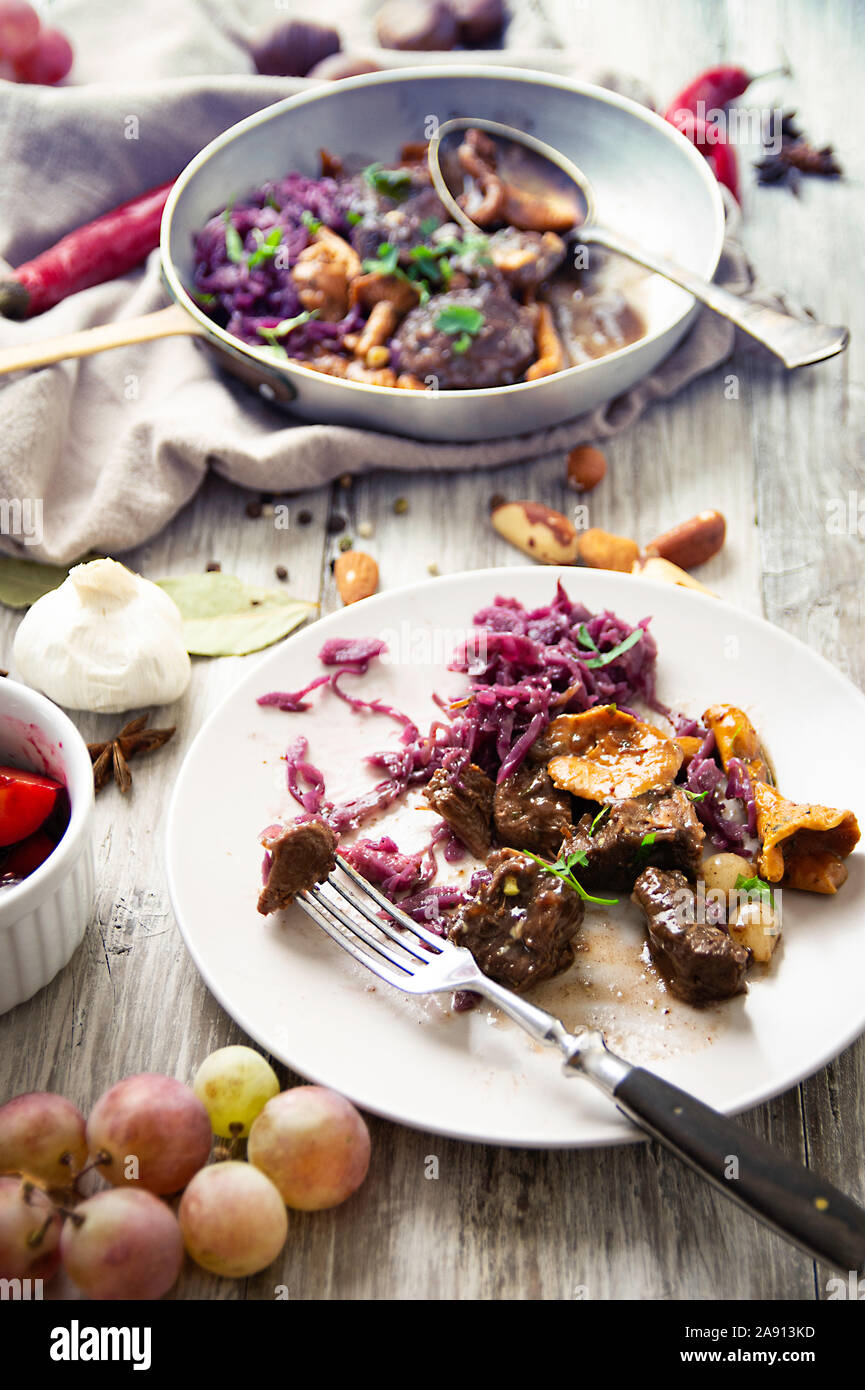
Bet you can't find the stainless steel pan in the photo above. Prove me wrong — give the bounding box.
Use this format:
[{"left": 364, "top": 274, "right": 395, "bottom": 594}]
[{"left": 0, "top": 67, "right": 727, "bottom": 443}]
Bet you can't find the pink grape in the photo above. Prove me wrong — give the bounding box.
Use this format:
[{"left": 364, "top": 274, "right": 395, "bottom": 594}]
[
  {"left": 0, "top": 1174, "right": 61, "bottom": 1281},
  {"left": 86, "top": 1073, "right": 212, "bottom": 1195},
  {"left": 247, "top": 1086, "right": 370, "bottom": 1211},
  {"left": 0, "top": 1092, "right": 87, "bottom": 1187},
  {"left": 0, "top": 1, "right": 39, "bottom": 59},
  {"left": 179, "top": 1161, "right": 288, "bottom": 1278},
  {"left": 60, "top": 1188, "right": 183, "bottom": 1300},
  {"left": 14, "top": 27, "right": 73, "bottom": 85}
]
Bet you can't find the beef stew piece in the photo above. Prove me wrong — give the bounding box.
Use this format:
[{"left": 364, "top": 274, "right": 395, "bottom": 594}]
[
  {"left": 449, "top": 847, "right": 583, "bottom": 992},
  {"left": 493, "top": 761, "right": 573, "bottom": 857},
  {"left": 391, "top": 282, "right": 537, "bottom": 389},
  {"left": 560, "top": 787, "right": 704, "bottom": 892},
  {"left": 424, "top": 763, "right": 495, "bottom": 858},
  {"left": 258, "top": 818, "right": 338, "bottom": 915},
  {"left": 633, "top": 866, "right": 750, "bottom": 1006}
]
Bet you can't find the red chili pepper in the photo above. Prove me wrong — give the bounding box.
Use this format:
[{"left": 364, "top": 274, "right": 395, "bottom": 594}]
[
  {"left": 704, "top": 138, "right": 740, "bottom": 202},
  {"left": 668, "top": 111, "right": 740, "bottom": 200},
  {"left": 664, "top": 65, "right": 756, "bottom": 122},
  {"left": 0, "top": 180, "right": 175, "bottom": 320}
]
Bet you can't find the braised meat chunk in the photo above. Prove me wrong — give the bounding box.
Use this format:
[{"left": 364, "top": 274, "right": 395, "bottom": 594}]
[
  {"left": 449, "top": 848, "right": 583, "bottom": 992},
  {"left": 493, "top": 761, "right": 573, "bottom": 857},
  {"left": 258, "top": 818, "right": 338, "bottom": 916},
  {"left": 560, "top": 787, "right": 705, "bottom": 892},
  {"left": 391, "top": 282, "right": 537, "bottom": 390},
  {"left": 633, "top": 866, "right": 749, "bottom": 1006},
  {"left": 424, "top": 763, "right": 495, "bottom": 858}
]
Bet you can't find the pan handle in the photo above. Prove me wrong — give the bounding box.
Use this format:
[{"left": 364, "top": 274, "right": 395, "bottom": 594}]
[{"left": 0, "top": 303, "right": 205, "bottom": 375}]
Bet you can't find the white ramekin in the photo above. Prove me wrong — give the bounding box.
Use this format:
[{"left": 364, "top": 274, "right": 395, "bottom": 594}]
[{"left": 0, "top": 679, "right": 95, "bottom": 1015}]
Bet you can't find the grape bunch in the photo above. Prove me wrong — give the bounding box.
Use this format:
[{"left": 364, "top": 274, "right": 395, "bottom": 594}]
[
  {"left": 0, "top": 1, "right": 73, "bottom": 86},
  {"left": 0, "top": 1046, "right": 370, "bottom": 1298}
]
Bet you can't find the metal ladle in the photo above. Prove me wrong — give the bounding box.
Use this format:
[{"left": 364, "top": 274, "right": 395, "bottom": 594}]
[{"left": 427, "top": 118, "right": 848, "bottom": 369}]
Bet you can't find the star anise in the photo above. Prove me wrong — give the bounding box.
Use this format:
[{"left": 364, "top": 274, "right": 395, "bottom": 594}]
[
  {"left": 88, "top": 715, "right": 176, "bottom": 794},
  {"left": 755, "top": 110, "right": 843, "bottom": 193}
]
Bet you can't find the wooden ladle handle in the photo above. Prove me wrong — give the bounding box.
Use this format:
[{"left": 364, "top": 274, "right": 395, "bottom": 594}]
[{"left": 0, "top": 303, "right": 205, "bottom": 375}]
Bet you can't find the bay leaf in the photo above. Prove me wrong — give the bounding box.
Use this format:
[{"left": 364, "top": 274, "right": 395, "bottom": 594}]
[
  {"left": 0, "top": 555, "right": 72, "bottom": 609},
  {"left": 157, "top": 573, "right": 316, "bottom": 656}
]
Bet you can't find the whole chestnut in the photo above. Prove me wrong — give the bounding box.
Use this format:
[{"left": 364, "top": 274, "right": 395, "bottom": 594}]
[
  {"left": 449, "top": 0, "right": 507, "bottom": 46},
  {"left": 375, "top": 0, "right": 458, "bottom": 51},
  {"left": 251, "top": 20, "right": 340, "bottom": 78}
]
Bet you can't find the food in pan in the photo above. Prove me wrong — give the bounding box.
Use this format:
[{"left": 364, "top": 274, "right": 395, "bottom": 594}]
[
  {"left": 191, "top": 138, "right": 644, "bottom": 390},
  {"left": 255, "top": 584, "right": 860, "bottom": 1008}
]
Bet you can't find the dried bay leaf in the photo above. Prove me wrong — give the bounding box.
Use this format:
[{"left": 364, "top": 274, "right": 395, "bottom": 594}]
[{"left": 157, "top": 573, "right": 316, "bottom": 656}]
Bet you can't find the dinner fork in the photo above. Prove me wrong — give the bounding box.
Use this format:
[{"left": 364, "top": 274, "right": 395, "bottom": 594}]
[{"left": 299, "top": 855, "right": 865, "bottom": 1275}]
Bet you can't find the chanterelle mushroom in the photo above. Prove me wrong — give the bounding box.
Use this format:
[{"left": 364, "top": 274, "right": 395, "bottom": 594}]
[
  {"left": 540, "top": 705, "right": 684, "bottom": 801},
  {"left": 753, "top": 782, "right": 860, "bottom": 893},
  {"left": 291, "top": 227, "right": 361, "bottom": 322},
  {"left": 457, "top": 128, "right": 576, "bottom": 234}
]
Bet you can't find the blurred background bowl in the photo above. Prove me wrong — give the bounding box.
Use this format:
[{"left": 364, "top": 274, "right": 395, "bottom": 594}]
[
  {"left": 162, "top": 65, "right": 726, "bottom": 442},
  {"left": 0, "top": 681, "right": 95, "bottom": 1015}
]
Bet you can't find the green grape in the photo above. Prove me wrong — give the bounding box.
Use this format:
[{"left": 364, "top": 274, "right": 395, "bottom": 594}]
[{"left": 192, "top": 1046, "right": 280, "bottom": 1139}]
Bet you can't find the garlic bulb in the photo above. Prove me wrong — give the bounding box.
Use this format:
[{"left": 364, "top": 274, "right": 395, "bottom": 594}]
[{"left": 13, "top": 558, "right": 191, "bottom": 713}]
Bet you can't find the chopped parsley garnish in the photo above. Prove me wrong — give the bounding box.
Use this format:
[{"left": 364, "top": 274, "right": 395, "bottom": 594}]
[
  {"left": 580, "top": 629, "right": 644, "bottom": 670},
  {"left": 633, "top": 831, "right": 658, "bottom": 866},
  {"left": 735, "top": 873, "right": 775, "bottom": 904},
  {"left": 419, "top": 216, "right": 440, "bottom": 236},
  {"left": 432, "top": 232, "right": 491, "bottom": 264},
  {"left": 435, "top": 304, "right": 484, "bottom": 336},
  {"left": 194, "top": 291, "right": 216, "bottom": 305},
  {"left": 362, "top": 242, "right": 401, "bottom": 277},
  {"left": 362, "top": 162, "right": 412, "bottom": 200},
  {"left": 588, "top": 805, "right": 611, "bottom": 837},
  {"left": 256, "top": 311, "right": 316, "bottom": 354},
  {"left": 223, "top": 208, "right": 245, "bottom": 265},
  {"left": 346, "top": 209, "right": 364, "bottom": 226},
  {"left": 684, "top": 788, "right": 710, "bottom": 802},
  {"left": 576, "top": 623, "right": 599, "bottom": 652},
  {"left": 435, "top": 304, "right": 485, "bottom": 353},
  {"left": 247, "top": 226, "right": 283, "bottom": 268},
  {"left": 301, "top": 210, "right": 322, "bottom": 234},
  {"left": 522, "top": 848, "right": 618, "bottom": 906}
]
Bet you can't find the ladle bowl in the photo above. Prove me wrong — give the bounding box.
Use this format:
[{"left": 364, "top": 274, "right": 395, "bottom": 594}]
[{"left": 429, "top": 116, "right": 849, "bottom": 370}]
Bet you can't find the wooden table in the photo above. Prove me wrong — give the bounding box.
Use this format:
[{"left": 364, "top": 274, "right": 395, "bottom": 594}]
[{"left": 1, "top": 0, "right": 862, "bottom": 1301}]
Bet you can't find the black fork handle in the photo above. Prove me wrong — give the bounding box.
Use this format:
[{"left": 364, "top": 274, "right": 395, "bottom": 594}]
[{"left": 594, "top": 1061, "right": 865, "bottom": 1274}]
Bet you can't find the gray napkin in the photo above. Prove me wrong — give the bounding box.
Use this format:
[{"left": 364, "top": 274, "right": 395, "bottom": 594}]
[{"left": 0, "top": 0, "right": 750, "bottom": 565}]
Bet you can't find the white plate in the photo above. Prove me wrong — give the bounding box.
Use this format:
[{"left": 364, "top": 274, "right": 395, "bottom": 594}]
[{"left": 166, "top": 568, "right": 865, "bottom": 1147}]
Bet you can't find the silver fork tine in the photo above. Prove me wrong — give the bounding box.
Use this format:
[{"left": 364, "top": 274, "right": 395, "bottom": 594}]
[
  {"left": 323, "top": 875, "right": 439, "bottom": 963},
  {"left": 335, "top": 853, "right": 449, "bottom": 949},
  {"left": 297, "top": 890, "right": 410, "bottom": 988},
  {"left": 306, "top": 884, "right": 417, "bottom": 974}
]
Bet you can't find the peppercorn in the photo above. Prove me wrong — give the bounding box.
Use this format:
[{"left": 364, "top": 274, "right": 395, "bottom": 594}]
[
  {"left": 326, "top": 513, "right": 346, "bottom": 533},
  {"left": 297, "top": 509, "right": 313, "bottom": 525},
  {"left": 275, "top": 565, "right": 288, "bottom": 581}
]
